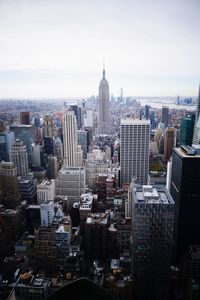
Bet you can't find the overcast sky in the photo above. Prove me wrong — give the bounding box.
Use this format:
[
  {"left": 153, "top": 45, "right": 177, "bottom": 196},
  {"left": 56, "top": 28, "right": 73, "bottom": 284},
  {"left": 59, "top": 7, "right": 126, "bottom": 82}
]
[{"left": 0, "top": 0, "right": 199, "bottom": 98}]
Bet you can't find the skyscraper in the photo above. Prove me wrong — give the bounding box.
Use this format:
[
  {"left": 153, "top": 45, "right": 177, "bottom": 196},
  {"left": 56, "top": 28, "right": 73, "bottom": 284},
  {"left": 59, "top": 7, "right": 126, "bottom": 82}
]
[
  {"left": 78, "top": 130, "right": 88, "bottom": 159},
  {"left": 35, "top": 226, "right": 57, "bottom": 274},
  {"left": 43, "top": 115, "right": 54, "bottom": 137},
  {"left": 47, "top": 155, "right": 58, "bottom": 179},
  {"left": 10, "top": 125, "right": 34, "bottom": 166},
  {"left": 0, "top": 130, "right": 14, "bottom": 162},
  {"left": 171, "top": 146, "right": 200, "bottom": 262},
  {"left": 120, "top": 119, "right": 150, "bottom": 186},
  {"left": 132, "top": 185, "right": 174, "bottom": 300},
  {"left": 54, "top": 137, "right": 63, "bottom": 163},
  {"left": 98, "top": 67, "right": 110, "bottom": 134},
  {"left": 20, "top": 111, "right": 30, "bottom": 125},
  {"left": 62, "top": 107, "right": 82, "bottom": 166},
  {"left": 144, "top": 105, "right": 150, "bottom": 119},
  {"left": 164, "top": 127, "right": 175, "bottom": 161},
  {"left": 85, "top": 213, "right": 108, "bottom": 266},
  {"left": 180, "top": 114, "right": 195, "bottom": 146},
  {"left": 70, "top": 104, "right": 82, "bottom": 129},
  {"left": 161, "top": 106, "right": 169, "bottom": 128},
  {"left": 0, "top": 161, "right": 21, "bottom": 208},
  {"left": 10, "top": 139, "right": 29, "bottom": 177},
  {"left": 192, "top": 84, "right": 200, "bottom": 144}
]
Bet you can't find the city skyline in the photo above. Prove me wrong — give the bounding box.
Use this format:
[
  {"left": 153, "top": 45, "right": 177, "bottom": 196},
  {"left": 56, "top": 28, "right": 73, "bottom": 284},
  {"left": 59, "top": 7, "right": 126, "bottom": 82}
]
[{"left": 0, "top": 0, "right": 200, "bottom": 98}]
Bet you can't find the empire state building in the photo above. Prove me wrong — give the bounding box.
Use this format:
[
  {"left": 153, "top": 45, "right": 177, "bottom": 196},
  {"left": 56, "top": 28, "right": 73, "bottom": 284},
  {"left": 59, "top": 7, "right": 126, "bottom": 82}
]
[{"left": 98, "top": 68, "right": 110, "bottom": 134}]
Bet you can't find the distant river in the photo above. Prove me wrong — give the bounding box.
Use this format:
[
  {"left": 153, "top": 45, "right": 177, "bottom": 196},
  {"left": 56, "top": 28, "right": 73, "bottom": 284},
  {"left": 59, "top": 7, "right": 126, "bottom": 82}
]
[{"left": 136, "top": 97, "right": 196, "bottom": 111}]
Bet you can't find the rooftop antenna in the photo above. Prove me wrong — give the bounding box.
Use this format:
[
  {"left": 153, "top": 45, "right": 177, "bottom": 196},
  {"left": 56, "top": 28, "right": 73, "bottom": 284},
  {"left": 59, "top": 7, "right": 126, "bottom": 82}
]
[{"left": 103, "top": 59, "right": 105, "bottom": 79}]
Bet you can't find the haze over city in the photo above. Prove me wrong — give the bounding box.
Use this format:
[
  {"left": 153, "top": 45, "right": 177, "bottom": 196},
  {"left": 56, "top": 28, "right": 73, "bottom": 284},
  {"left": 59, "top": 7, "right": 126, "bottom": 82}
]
[{"left": 0, "top": 0, "right": 200, "bottom": 98}]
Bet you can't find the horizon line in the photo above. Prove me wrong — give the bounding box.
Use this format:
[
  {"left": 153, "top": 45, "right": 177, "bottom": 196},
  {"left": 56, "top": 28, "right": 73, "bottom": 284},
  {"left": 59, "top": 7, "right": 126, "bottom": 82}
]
[{"left": 0, "top": 95, "right": 197, "bottom": 100}]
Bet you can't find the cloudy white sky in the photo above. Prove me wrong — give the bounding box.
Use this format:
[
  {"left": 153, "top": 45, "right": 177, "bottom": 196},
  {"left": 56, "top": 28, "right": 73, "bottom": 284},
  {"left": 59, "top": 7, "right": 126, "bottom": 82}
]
[{"left": 0, "top": 0, "right": 199, "bottom": 98}]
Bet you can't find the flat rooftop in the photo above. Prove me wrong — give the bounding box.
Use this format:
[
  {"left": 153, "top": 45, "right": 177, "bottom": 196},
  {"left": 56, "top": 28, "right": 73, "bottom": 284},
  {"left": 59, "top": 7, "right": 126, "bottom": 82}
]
[
  {"left": 86, "top": 213, "right": 108, "bottom": 225},
  {"left": 38, "top": 179, "right": 55, "bottom": 186},
  {"left": 0, "top": 207, "right": 22, "bottom": 215},
  {"left": 10, "top": 125, "right": 33, "bottom": 128},
  {"left": 174, "top": 147, "right": 200, "bottom": 158},
  {"left": 121, "top": 118, "right": 150, "bottom": 125},
  {"left": 134, "top": 185, "right": 174, "bottom": 204},
  {"left": 56, "top": 225, "right": 70, "bottom": 234},
  {"left": 60, "top": 166, "right": 85, "bottom": 173}
]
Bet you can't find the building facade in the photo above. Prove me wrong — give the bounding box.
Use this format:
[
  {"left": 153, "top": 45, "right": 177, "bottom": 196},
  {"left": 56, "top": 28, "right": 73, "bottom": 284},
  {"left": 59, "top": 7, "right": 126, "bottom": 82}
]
[
  {"left": 20, "top": 111, "right": 30, "bottom": 125},
  {"left": 192, "top": 85, "right": 200, "bottom": 144},
  {"left": 10, "top": 139, "right": 29, "bottom": 177},
  {"left": 62, "top": 107, "right": 82, "bottom": 166},
  {"left": 0, "top": 130, "right": 14, "bottom": 162},
  {"left": 132, "top": 185, "right": 174, "bottom": 300},
  {"left": 120, "top": 119, "right": 150, "bottom": 186},
  {"left": 37, "top": 179, "right": 55, "bottom": 204},
  {"left": 164, "top": 127, "right": 175, "bottom": 161},
  {"left": 0, "top": 161, "right": 21, "bottom": 208},
  {"left": 161, "top": 106, "right": 169, "bottom": 128},
  {"left": 35, "top": 226, "right": 57, "bottom": 274},
  {"left": 43, "top": 115, "right": 54, "bottom": 137},
  {"left": 171, "top": 146, "right": 200, "bottom": 262},
  {"left": 78, "top": 130, "right": 88, "bottom": 159},
  {"left": 85, "top": 213, "right": 109, "bottom": 266},
  {"left": 40, "top": 201, "right": 55, "bottom": 227},
  {"left": 180, "top": 114, "right": 195, "bottom": 146},
  {"left": 55, "top": 166, "right": 85, "bottom": 207},
  {"left": 10, "top": 125, "right": 34, "bottom": 166}
]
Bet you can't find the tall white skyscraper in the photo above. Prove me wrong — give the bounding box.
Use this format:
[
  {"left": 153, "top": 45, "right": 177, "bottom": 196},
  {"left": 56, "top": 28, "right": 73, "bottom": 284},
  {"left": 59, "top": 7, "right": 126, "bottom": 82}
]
[
  {"left": 62, "top": 107, "right": 82, "bottom": 166},
  {"left": 98, "top": 68, "right": 110, "bottom": 134},
  {"left": 120, "top": 119, "right": 150, "bottom": 186},
  {"left": 10, "top": 139, "right": 29, "bottom": 177},
  {"left": 193, "top": 84, "right": 200, "bottom": 144}
]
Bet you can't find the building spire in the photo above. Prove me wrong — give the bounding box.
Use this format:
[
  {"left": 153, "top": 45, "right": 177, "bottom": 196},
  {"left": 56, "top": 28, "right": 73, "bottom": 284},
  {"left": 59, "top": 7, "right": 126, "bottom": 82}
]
[{"left": 103, "top": 60, "right": 105, "bottom": 79}]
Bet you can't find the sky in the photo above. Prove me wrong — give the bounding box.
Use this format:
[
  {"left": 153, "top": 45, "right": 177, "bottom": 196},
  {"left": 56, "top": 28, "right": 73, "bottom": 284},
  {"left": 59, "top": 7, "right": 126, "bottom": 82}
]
[{"left": 0, "top": 0, "right": 200, "bottom": 98}]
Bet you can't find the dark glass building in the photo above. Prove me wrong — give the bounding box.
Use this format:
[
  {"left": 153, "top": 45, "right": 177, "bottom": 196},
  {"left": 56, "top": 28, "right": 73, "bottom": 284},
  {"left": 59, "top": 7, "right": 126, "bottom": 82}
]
[
  {"left": 132, "top": 184, "right": 174, "bottom": 300},
  {"left": 71, "top": 104, "right": 82, "bottom": 129},
  {"left": 44, "top": 136, "right": 54, "bottom": 155},
  {"left": 179, "top": 114, "right": 195, "bottom": 146},
  {"left": 161, "top": 106, "right": 169, "bottom": 128},
  {"left": 171, "top": 147, "right": 200, "bottom": 263}
]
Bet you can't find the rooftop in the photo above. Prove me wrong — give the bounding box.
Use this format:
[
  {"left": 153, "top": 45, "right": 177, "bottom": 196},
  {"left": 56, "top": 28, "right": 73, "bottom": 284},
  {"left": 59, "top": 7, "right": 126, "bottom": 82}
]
[
  {"left": 174, "top": 147, "right": 200, "bottom": 158},
  {"left": 134, "top": 185, "right": 174, "bottom": 204},
  {"left": 10, "top": 124, "right": 33, "bottom": 128},
  {"left": 38, "top": 179, "right": 55, "bottom": 186},
  {"left": 0, "top": 206, "right": 22, "bottom": 215},
  {"left": 86, "top": 213, "right": 108, "bottom": 225},
  {"left": 121, "top": 118, "right": 150, "bottom": 125},
  {"left": 56, "top": 225, "right": 70, "bottom": 234}
]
